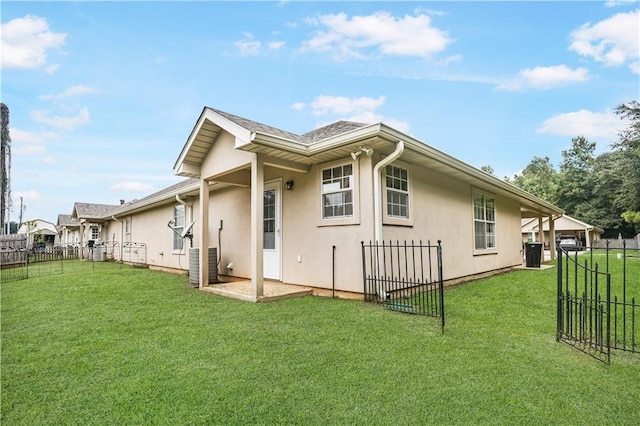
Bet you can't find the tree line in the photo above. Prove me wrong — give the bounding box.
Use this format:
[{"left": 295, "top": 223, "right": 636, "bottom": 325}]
[{"left": 503, "top": 101, "right": 640, "bottom": 238}]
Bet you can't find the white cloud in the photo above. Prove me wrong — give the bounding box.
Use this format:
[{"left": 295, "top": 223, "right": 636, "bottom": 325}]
[
  {"left": 436, "top": 54, "right": 462, "bottom": 66},
  {"left": 268, "top": 40, "right": 285, "bottom": 50},
  {"left": 308, "top": 94, "right": 410, "bottom": 133},
  {"left": 497, "top": 65, "right": 591, "bottom": 91},
  {"left": 234, "top": 33, "right": 261, "bottom": 56},
  {"left": 31, "top": 107, "right": 91, "bottom": 131},
  {"left": 13, "top": 190, "right": 40, "bottom": 201},
  {"left": 604, "top": 1, "right": 637, "bottom": 7},
  {"left": 569, "top": 9, "right": 640, "bottom": 74},
  {"left": 291, "top": 102, "right": 305, "bottom": 110},
  {"left": 109, "top": 182, "right": 155, "bottom": 192},
  {"left": 0, "top": 15, "right": 66, "bottom": 70},
  {"left": 310, "top": 95, "right": 386, "bottom": 116},
  {"left": 38, "top": 84, "right": 100, "bottom": 101},
  {"left": 537, "top": 109, "right": 623, "bottom": 140},
  {"left": 10, "top": 127, "right": 58, "bottom": 145},
  {"left": 302, "top": 11, "right": 453, "bottom": 60},
  {"left": 14, "top": 145, "right": 47, "bottom": 155}
]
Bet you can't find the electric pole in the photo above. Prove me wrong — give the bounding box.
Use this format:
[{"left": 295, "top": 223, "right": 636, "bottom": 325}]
[{"left": 1, "top": 103, "right": 11, "bottom": 235}]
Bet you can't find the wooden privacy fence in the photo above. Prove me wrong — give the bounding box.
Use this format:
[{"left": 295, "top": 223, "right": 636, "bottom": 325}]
[{"left": 0, "top": 234, "right": 28, "bottom": 267}]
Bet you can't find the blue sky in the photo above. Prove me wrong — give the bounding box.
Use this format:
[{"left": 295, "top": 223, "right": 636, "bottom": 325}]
[{"left": 1, "top": 1, "right": 639, "bottom": 224}]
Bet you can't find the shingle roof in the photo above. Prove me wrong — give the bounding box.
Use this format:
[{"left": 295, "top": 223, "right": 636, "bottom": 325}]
[
  {"left": 124, "top": 178, "right": 198, "bottom": 208},
  {"left": 73, "top": 202, "right": 120, "bottom": 220},
  {"left": 57, "top": 214, "right": 79, "bottom": 227},
  {"left": 208, "top": 107, "right": 368, "bottom": 145}
]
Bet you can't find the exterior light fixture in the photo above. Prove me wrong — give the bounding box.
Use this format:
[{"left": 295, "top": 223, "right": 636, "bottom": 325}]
[
  {"left": 350, "top": 146, "right": 374, "bottom": 160},
  {"left": 285, "top": 180, "right": 294, "bottom": 190}
]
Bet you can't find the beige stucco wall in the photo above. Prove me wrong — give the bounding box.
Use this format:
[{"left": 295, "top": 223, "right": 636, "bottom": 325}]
[{"left": 106, "top": 128, "right": 527, "bottom": 293}]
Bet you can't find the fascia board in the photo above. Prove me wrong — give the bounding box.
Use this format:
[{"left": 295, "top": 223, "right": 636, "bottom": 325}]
[
  {"left": 173, "top": 107, "right": 252, "bottom": 173},
  {"left": 395, "top": 126, "right": 563, "bottom": 215}
]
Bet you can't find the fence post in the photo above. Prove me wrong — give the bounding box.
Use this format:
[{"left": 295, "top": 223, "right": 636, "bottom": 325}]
[
  {"left": 557, "top": 245, "right": 563, "bottom": 342},
  {"left": 437, "top": 240, "right": 444, "bottom": 332}
]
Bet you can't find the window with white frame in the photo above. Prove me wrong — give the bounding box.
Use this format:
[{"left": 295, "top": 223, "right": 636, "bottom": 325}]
[
  {"left": 173, "top": 205, "right": 185, "bottom": 250},
  {"left": 90, "top": 226, "right": 99, "bottom": 240},
  {"left": 473, "top": 191, "right": 496, "bottom": 250},
  {"left": 386, "top": 165, "right": 409, "bottom": 218},
  {"left": 322, "top": 164, "right": 353, "bottom": 219},
  {"left": 124, "top": 217, "right": 131, "bottom": 244}
]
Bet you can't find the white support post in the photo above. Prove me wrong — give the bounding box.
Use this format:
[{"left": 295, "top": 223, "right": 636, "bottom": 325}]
[
  {"left": 251, "top": 155, "right": 264, "bottom": 299},
  {"left": 549, "top": 216, "right": 556, "bottom": 260},
  {"left": 199, "top": 179, "right": 210, "bottom": 289}
]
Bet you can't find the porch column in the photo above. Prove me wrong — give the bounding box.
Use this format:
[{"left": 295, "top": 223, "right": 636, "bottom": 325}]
[
  {"left": 199, "top": 178, "right": 210, "bottom": 289},
  {"left": 537, "top": 215, "right": 544, "bottom": 246},
  {"left": 251, "top": 155, "right": 265, "bottom": 299},
  {"left": 549, "top": 215, "right": 556, "bottom": 260},
  {"left": 585, "top": 226, "right": 591, "bottom": 249}
]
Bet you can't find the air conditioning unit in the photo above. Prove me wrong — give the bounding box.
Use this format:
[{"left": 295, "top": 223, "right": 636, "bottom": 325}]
[{"left": 188, "top": 247, "right": 218, "bottom": 287}]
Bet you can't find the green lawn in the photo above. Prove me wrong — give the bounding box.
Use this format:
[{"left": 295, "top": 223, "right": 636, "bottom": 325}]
[{"left": 1, "top": 264, "right": 639, "bottom": 425}]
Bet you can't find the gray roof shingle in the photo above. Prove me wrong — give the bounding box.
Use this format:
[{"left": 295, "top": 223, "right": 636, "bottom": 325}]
[{"left": 208, "top": 107, "right": 369, "bottom": 145}]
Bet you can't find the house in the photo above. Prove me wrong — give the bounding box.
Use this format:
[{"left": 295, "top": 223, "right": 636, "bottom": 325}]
[
  {"left": 56, "top": 214, "right": 81, "bottom": 246},
  {"left": 94, "top": 107, "right": 563, "bottom": 299},
  {"left": 71, "top": 202, "right": 122, "bottom": 258},
  {"left": 522, "top": 215, "right": 603, "bottom": 249},
  {"left": 16, "top": 219, "right": 59, "bottom": 250}
]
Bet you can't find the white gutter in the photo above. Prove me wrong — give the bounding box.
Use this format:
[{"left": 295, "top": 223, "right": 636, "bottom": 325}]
[{"left": 373, "top": 140, "right": 404, "bottom": 242}]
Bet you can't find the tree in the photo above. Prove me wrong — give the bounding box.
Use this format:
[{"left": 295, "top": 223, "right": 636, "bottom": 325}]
[
  {"left": 614, "top": 100, "right": 640, "bottom": 150},
  {"left": 508, "top": 156, "right": 558, "bottom": 203},
  {"left": 555, "top": 136, "right": 596, "bottom": 216},
  {"left": 613, "top": 101, "right": 640, "bottom": 232},
  {"left": 480, "top": 165, "right": 495, "bottom": 175}
]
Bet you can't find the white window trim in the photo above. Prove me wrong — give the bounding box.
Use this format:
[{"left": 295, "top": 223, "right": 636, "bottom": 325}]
[
  {"left": 382, "top": 161, "right": 414, "bottom": 227},
  {"left": 317, "top": 158, "right": 360, "bottom": 227},
  {"left": 173, "top": 204, "right": 185, "bottom": 253},
  {"left": 472, "top": 188, "right": 497, "bottom": 255}
]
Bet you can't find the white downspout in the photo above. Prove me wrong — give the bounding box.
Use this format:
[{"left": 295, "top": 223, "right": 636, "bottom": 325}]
[
  {"left": 373, "top": 140, "right": 404, "bottom": 243},
  {"left": 111, "top": 215, "right": 122, "bottom": 261}
]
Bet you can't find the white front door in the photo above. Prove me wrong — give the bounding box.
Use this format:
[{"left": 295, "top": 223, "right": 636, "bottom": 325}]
[{"left": 263, "top": 181, "right": 281, "bottom": 280}]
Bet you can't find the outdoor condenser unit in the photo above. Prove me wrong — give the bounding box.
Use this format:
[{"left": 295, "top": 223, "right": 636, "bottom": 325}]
[{"left": 188, "top": 247, "right": 218, "bottom": 287}]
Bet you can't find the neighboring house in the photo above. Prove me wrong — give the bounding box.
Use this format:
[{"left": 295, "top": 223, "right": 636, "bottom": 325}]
[
  {"left": 56, "top": 214, "right": 81, "bottom": 245},
  {"left": 522, "top": 215, "right": 603, "bottom": 249},
  {"left": 17, "top": 219, "right": 59, "bottom": 250},
  {"left": 71, "top": 202, "right": 121, "bottom": 257}
]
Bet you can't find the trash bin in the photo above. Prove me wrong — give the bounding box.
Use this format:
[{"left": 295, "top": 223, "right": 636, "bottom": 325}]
[{"left": 525, "top": 242, "right": 543, "bottom": 268}]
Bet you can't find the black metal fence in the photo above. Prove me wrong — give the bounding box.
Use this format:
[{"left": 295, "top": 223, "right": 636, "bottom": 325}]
[
  {"left": 361, "top": 240, "right": 444, "bottom": 331},
  {"left": 557, "top": 240, "right": 640, "bottom": 363},
  {"left": 1, "top": 241, "right": 148, "bottom": 283},
  {"left": 557, "top": 247, "right": 611, "bottom": 363}
]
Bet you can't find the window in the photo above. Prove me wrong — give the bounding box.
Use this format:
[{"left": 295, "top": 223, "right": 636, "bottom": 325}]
[
  {"left": 474, "top": 191, "right": 496, "bottom": 250},
  {"left": 124, "top": 217, "right": 131, "bottom": 244},
  {"left": 264, "top": 189, "right": 276, "bottom": 250},
  {"left": 173, "top": 205, "right": 185, "bottom": 250},
  {"left": 386, "top": 165, "right": 409, "bottom": 218},
  {"left": 91, "top": 226, "right": 99, "bottom": 240},
  {"left": 322, "top": 164, "right": 353, "bottom": 219}
]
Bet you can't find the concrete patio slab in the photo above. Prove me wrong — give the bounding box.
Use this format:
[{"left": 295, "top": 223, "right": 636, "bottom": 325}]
[{"left": 200, "top": 280, "right": 312, "bottom": 302}]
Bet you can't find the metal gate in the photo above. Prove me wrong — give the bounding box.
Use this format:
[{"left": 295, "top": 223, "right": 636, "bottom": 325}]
[
  {"left": 557, "top": 242, "right": 640, "bottom": 363},
  {"left": 361, "top": 240, "right": 444, "bottom": 331},
  {"left": 556, "top": 247, "right": 611, "bottom": 363}
]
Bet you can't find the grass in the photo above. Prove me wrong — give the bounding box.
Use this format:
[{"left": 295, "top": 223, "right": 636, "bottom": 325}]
[{"left": 1, "top": 263, "right": 639, "bottom": 425}]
